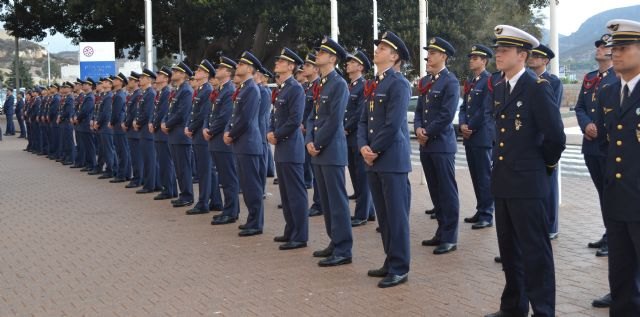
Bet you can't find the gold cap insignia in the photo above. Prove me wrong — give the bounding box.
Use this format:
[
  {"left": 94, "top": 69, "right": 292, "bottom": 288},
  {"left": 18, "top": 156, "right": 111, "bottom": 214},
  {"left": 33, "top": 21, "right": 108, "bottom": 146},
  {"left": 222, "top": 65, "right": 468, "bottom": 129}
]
[
  {"left": 382, "top": 31, "right": 388, "bottom": 38},
  {"left": 609, "top": 24, "right": 619, "bottom": 31},
  {"left": 471, "top": 45, "right": 477, "bottom": 50},
  {"left": 495, "top": 27, "right": 503, "bottom": 35},
  {"left": 322, "top": 37, "right": 328, "bottom": 44},
  {"left": 429, "top": 38, "right": 436, "bottom": 44}
]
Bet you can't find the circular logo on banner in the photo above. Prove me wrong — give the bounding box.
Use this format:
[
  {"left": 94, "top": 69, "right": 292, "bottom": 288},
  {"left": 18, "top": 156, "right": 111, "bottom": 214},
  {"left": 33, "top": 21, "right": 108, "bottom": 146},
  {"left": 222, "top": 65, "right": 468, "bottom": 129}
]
[{"left": 83, "top": 46, "right": 94, "bottom": 57}]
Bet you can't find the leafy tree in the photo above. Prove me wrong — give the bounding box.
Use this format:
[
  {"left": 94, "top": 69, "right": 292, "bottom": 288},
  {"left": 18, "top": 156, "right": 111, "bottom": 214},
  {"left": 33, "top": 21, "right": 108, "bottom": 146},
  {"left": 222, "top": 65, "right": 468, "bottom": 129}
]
[{"left": 5, "top": 58, "right": 34, "bottom": 88}]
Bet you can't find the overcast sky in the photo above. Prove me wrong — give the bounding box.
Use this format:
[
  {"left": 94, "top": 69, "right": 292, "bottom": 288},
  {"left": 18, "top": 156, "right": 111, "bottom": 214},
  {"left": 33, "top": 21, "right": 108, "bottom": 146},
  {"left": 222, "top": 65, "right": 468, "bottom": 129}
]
[
  {"left": 541, "top": 0, "right": 639, "bottom": 35},
  {"left": 19, "top": 0, "right": 640, "bottom": 53}
]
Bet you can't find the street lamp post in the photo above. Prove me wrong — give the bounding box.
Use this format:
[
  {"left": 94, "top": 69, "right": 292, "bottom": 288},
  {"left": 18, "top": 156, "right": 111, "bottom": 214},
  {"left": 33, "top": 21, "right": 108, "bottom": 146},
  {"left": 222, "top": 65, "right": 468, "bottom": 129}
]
[
  {"left": 144, "top": 0, "right": 154, "bottom": 68},
  {"left": 330, "top": 0, "right": 339, "bottom": 41},
  {"left": 372, "top": 0, "right": 378, "bottom": 74}
]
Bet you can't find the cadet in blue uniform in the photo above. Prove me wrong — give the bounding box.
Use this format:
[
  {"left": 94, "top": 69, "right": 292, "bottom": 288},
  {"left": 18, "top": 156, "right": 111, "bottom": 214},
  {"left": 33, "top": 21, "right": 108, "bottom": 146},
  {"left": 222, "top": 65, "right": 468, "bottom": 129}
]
[
  {"left": 268, "top": 47, "right": 309, "bottom": 250},
  {"left": 459, "top": 44, "right": 495, "bottom": 229},
  {"left": 185, "top": 60, "right": 218, "bottom": 213},
  {"left": 575, "top": 34, "right": 617, "bottom": 259},
  {"left": 95, "top": 77, "right": 116, "bottom": 178},
  {"left": 306, "top": 37, "right": 353, "bottom": 267},
  {"left": 224, "top": 51, "right": 264, "bottom": 236},
  {"left": 528, "top": 44, "right": 564, "bottom": 240},
  {"left": 134, "top": 69, "right": 159, "bottom": 193},
  {"left": 208, "top": 56, "right": 240, "bottom": 225},
  {"left": 16, "top": 91, "right": 26, "bottom": 138},
  {"left": 358, "top": 31, "right": 412, "bottom": 288},
  {"left": 4, "top": 89, "right": 15, "bottom": 136},
  {"left": 47, "top": 85, "right": 61, "bottom": 160},
  {"left": 28, "top": 90, "right": 40, "bottom": 152},
  {"left": 77, "top": 78, "right": 97, "bottom": 172},
  {"left": 162, "top": 62, "right": 195, "bottom": 207},
  {"left": 109, "top": 73, "right": 131, "bottom": 183},
  {"left": 254, "top": 65, "right": 273, "bottom": 197},
  {"left": 124, "top": 72, "right": 143, "bottom": 188},
  {"left": 598, "top": 19, "right": 640, "bottom": 316},
  {"left": 38, "top": 89, "right": 50, "bottom": 156},
  {"left": 301, "top": 54, "right": 323, "bottom": 217},
  {"left": 416, "top": 37, "right": 460, "bottom": 254},
  {"left": 58, "top": 82, "right": 76, "bottom": 165},
  {"left": 345, "top": 50, "right": 376, "bottom": 227},
  {"left": 71, "top": 82, "right": 85, "bottom": 168},
  {"left": 484, "top": 25, "right": 565, "bottom": 317},
  {"left": 151, "top": 67, "right": 177, "bottom": 200}
]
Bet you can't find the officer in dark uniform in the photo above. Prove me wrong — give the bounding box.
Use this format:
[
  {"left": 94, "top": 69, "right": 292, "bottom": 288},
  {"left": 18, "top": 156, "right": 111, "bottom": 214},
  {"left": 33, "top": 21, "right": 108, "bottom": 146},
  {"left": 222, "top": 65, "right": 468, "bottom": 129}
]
[
  {"left": 254, "top": 65, "right": 273, "bottom": 197},
  {"left": 4, "top": 88, "right": 15, "bottom": 136},
  {"left": 306, "top": 36, "right": 353, "bottom": 267},
  {"left": 268, "top": 47, "right": 309, "bottom": 250},
  {"left": 16, "top": 91, "right": 26, "bottom": 138},
  {"left": 598, "top": 19, "right": 640, "bottom": 316},
  {"left": 484, "top": 25, "right": 565, "bottom": 317},
  {"left": 162, "top": 62, "right": 195, "bottom": 207},
  {"left": 344, "top": 50, "right": 376, "bottom": 227},
  {"left": 459, "top": 44, "right": 495, "bottom": 229},
  {"left": 224, "top": 51, "right": 264, "bottom": 236},
  {"left": 134, "top": 69, "right": 158, "bottom": 193},
  {"left": 95, "top": 77, "right": 116, "bottom": 178},
  {"left": 575, "top": 34, "right": 617, "bottom": 259},
  {"left": 185, "top": 60, "right": 218, "bottom": 213},
  {"left": 528, "top": 44, "right": 564, "bottom": 240},
  {"left": 47, "top": 84, "right": 61, "bottom": 160},
  {"left": 38, "top": 88, "right": 49, "bottom": 156},
  {"left": 71, "top": 81, "right": 85, "bottom": 168},
  {"left": 207, "top": 56, "right": 240, "bottom": 225},
  {"left": 110, "top": 73, "right": 131, "bottom": 183},
  {"left": 58, "top": 82, "right": 76, "bottom": 165},
  {"left": 77, "top": 78, "right": 97, "bottom": 172},
  {"left": 415, "top": 37, "right": 460, "bottom": 254},
  {"left": 89, "top": 80, "right": 103, "bottom": 173},
  {"left": 151, "top": 67, "right": 178, "bottom": 200},
  {"left": 124, "top": 72, "right": 143, "bottom": 188},
  {"left": 358, "top": 31, "right": 412, "bottom": 287},
  {"left": 301, "top": 53, "right": 323, "bottom": 217}
]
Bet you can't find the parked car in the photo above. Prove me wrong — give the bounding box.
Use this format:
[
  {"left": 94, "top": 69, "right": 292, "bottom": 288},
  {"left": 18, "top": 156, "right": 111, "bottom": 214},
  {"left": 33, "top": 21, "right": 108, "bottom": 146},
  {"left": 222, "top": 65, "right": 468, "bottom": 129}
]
[{"left": 407, "top": 96, "right": 463, "bottom": 138}]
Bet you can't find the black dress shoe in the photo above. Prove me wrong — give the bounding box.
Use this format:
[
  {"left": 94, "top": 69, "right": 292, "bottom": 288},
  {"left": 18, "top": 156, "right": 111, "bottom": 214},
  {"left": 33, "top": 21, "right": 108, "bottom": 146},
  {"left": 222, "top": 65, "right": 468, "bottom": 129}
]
[
  {"left": 313, "top": 246, "right": 334, "bottom": 258},
  {"left": 421, "top": 237, "right": 440, "bottom": 246},
  {"left": 376, "top": 227, "right": 380, "bottom": 233},
  {"left": 424, "top": 208, "right": 435, "bottom": 214},
  {"left": 98, "top": 174, "right": 113, "bottom": 179},
  {"left": 348, "top": 194, "right": 358, "bottom": 200},
  {"left": 273, "top": 235, "right": 290, "bottom": 243},
  {"left": 484, "top": 310, "right": 526, "bottom": 317},
  {"left": 211, "top": 215, "right": 237, "bottom": 225},
  {"left": 125, "top": 183, "right": 141, "bottom": 188},
  {"left": 367, "top": 215, "right": 376, "bottom": 222},
  {"left": 596, "top": 244, "right": 609, "bottom": 257},
  {"left": 378, "top": 273, "right": 408, "bottom": 288},
  {"left": 464, "top": 214, "right": 480, "bottom": 223},
  {"left": 592, "top": 293, "right": 611, "bottom": 308},
  {"left": 277, "top": 204, "right": 283, "bottom": 209},
  {"left": 209, "top": 204, "right": 223, "bottom": 212},
  {"left": 153, "top": 193, "right": 171, "bottom": 200},
  {"left": 172, "top": 200, "right": 194, "bottom": 208},
  {"left": 279, "top": 241, "right": 307, "bottom": 250},
  {"left": 308, "top": 208, "right": 322, "bottom": 217},
  {"left": 430, "top": 213, "right": 437, "bottom": 219},
  {"left": 238, "top": 223, "right": 248, "bottom": 230},
  {"left": 549, "top": 232, "right": 559, "bottom": 240},
  {"left": 471, "top": 221, "right": 493, "bottom": 229},
  {"left": 185, "top": 207, "right": 209, "bottom": 215},
  {"left": 136, "top": 188, "right": 154, "bottom": 194},
  {"left": 80, "top": 167, "right": 92, "bottom": 172},
  {"left": 305, "top": 184, "right": 312, "bottom": 189},
  {"left": 192, "top": 178, "right": 199, "bottom": 184},
  {"left": 318, "top": 255, "right": 352, "bottom": 267},
  {"left": 351, "top": 218, "right": 367, "bottom": 227},
  {"left": 433, "top": 243, "right": 457, "bottom": 255},
  {"left": 367, "top": 267, "right": 388, "bottom": 278},
  {"left": 588, "top": 238, "right": 604, "bottom": 249},
  {"left": 55, "top": 158, "right": 63, "bottom": 162},
  {"left": 62, "top": 161, "right": 73, "bottom": 165},
  {"left": 70, "top": 165, "right": 83, "bottom": 168},
  {"left": 273, "top": 178, "right": 279, "bottom": 185},
  {"left": 87, "top": 170, "right": 102, "bottom": 175},
  {"left": 494, "top": 256, "right": 502, "bottom": 263},
  {"left": 238, "top": 229, "right": 263, "bottom": 237}
]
